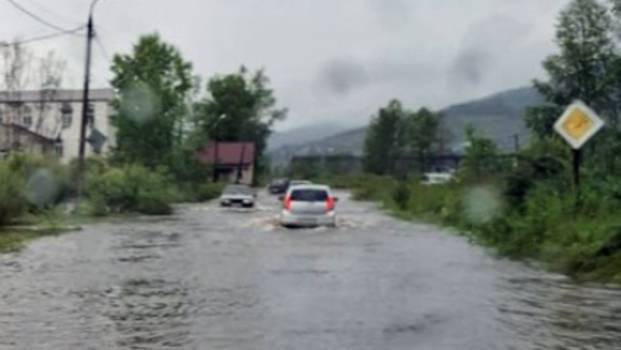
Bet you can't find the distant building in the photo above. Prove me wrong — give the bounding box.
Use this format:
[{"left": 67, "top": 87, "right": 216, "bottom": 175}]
[
  {"left": 0, "top": 123, "right": 61, "bottom": 158},
  {"left": 0, "top": 88, "right": 115, "bottom": 163},
  {"left": 197, "top": 142, "right": 256, "bottom": 185}
]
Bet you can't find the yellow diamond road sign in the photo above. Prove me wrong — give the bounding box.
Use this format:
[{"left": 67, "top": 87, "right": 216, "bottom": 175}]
[{"left": 554, "top": 101, "right": 604, "bottom": 149}]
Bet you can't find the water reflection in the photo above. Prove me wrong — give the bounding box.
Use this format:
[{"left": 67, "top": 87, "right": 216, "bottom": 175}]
[
  {"left": 106, "top": 278, "right": 192, "bottom": 349},
  {"left": 496, "top": 276, "right": 621, "bottom": 349},
  {"left": 1, "top": 199, "right": 621, "bottom": 349}
]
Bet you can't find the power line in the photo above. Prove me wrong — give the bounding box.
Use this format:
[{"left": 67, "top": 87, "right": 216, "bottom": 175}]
[
  {"left": 24, "top": 0, "right": 81, "bottom": 27},
  {"left": 94, "top": 34, "right": 111, "bottom": 63},
  {"left": 5, "top": 0, "right": 80, "bottom": 33},
  {"left": 0, "top": 26, "right": 85, "bottom": 47}
]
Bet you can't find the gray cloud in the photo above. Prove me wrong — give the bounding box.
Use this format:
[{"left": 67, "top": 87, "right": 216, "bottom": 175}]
[
  {"left": 451, "top": 47, "right": 491, "bottom": 86},
  {"left": 369, "top": 0, "right": 411, "bottom": 28},
  {"left": 449, "top": 14, "right": 535, "bottom": 88},
  {"left": 0, "top": 0, "right": 569, "bottom": 131},
  {"left": 318, "top": 59, "right": 368, "bottom": 95}
]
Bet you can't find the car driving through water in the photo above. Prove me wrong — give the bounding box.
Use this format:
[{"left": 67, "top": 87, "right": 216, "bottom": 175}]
[
  {"left": 220, "top": 184, "right": 256, "bottom": 208},
  {"left": 280, "top": 184, "right": 337, "bottom": 228},
  {"left": 268, "top": 178, "right": 290, "bottom": 195}
]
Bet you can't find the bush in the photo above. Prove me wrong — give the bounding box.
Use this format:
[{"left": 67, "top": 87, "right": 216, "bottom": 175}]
[
  {"left": 392, "top": 181, "right": 410, "bottom": 210},
  {"left": 6, "top": 153, "right": 70, "bottom": 209},
  {"left": 351, "top": 175, "right": 396, "bottom": 201},
  {"left": 0, "top": 163, "right": 26, "bottom": 225},
  {"left": 86, "top": 164, "right": 173, "bottom": 216},
  {"left": 196, "top": 183, "right": 224, "bottom": 202}
]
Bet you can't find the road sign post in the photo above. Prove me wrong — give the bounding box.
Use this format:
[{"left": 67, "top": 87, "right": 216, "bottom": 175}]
[
  {"left": 572, "top": 148, "right": 581, "bottom": 189},
  {"left": 554, "top": 101, "right": 604, "bottom": 193}
]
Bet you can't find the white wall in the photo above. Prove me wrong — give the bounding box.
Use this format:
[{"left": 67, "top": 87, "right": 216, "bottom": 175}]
[
  {"left": 0, "top": 100, "right": 115, "bottom": 163},
  {"left": 59, "top": 101, "right": 115, "bottom": 163}
]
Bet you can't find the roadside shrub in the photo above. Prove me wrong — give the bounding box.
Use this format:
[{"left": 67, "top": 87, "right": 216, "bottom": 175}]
[
  {"left": 6, "top": 153, "right": 70, "bottom": 208},
  {"left": 0, "top": 162, "right": 26, "bottom": 225},
  {"left": 196, "top": 183, "right": 224, "bottom": 202},
  {"left": 351, "top": 175, "right": 396, "bottom": 201},
  {"left": 86, "top": 164, "right": 173, "bottom": 216},
  {"left": 392, "top": 181, "right": 410, "bottom": 210}
]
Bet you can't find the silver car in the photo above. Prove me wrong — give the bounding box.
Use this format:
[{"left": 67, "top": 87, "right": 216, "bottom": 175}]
[
  {"left": 280, "top": 185, "right": 337, "bottom": 228},
  {"left": 220, "top": 184, "right": 255, "bottom": 208}
]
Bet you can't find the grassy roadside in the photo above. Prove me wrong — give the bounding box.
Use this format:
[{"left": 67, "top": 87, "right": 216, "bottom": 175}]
[
  {"left": 0, "top": 182, "right": 226, "bottom": 254},
  {"left": 0, "top": 209, "right": 82, "bottom": 253},
  {"left": 324, "top": 174, "right": 621, "bottom": 284}
]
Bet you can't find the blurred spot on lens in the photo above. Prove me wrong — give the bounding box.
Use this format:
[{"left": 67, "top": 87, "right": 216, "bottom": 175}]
[
  {"left": 119, "top": 81, "right": 160, "bottom": 123},
  {"left": 25, "top": 168, "right": 60, "bottom": 208},
  {"left": 463, "top": 186, "right": 500, "bottom": 224}
]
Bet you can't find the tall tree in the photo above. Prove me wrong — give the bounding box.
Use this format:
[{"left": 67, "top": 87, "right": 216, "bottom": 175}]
[
  {"left": 405, "top": 108, "right": 441, "bottom": 171},
  {"left": 111, "top": 34, "right": 193, "bottom": 169},
  {"left": 194, "top": 67, "right": 287, "bottom": 178},
  {"left": 0, "top": 43, "right": 65, "bottom": 138},
  {"left": 34, "top": 50, "right": 66, "bottom": 135},
  {"left": 363, "top": 99, "right": 407, "bottom": 175},
  {"left": 526, "top": 0, "right": 617, "bottom": 136}
]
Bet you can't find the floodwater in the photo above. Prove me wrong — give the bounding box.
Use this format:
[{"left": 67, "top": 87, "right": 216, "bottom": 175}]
[{"left": 1, "top": 192, "right": 621, "bottom": 349}]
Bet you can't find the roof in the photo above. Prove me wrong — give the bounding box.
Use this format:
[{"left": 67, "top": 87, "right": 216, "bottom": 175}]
[
  {"left": 197, "top": 142, "right": 256, "bottom": 166},
  {"left": 0, "top": 89, "right": 114, "bottom": 103},
  {"left": 1, "top": 123, "right": 58, "bottom": 143}
]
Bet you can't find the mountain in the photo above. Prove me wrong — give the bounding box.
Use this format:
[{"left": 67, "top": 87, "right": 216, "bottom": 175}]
[
  {"left": 268, "top": 86, "right": 544, "bottom": 165},
  {"left": 440, "top": 86, "right": 543, "bottom": 152},
  {"left": 267, "top": 122, "right": 349, "bottom": 151}
]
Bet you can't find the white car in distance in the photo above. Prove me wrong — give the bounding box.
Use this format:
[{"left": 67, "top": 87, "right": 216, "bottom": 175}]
[
  {"left": 220, "top": 184, "right": 256, "bottom": 208},
  {"left": 421, "top": 172, "right": 454, "bottom": 185}
]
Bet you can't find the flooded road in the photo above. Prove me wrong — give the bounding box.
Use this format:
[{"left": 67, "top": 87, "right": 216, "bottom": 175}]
[{"left": 2, "top": 192, "right": 621, "bottom": 349}]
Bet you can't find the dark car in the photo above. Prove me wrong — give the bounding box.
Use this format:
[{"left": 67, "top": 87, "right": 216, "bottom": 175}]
[{"left": 268, "top": 178, "right": 290, "bottom": 195}]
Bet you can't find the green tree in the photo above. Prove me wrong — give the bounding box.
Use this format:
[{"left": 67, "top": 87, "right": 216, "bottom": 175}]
[
  {"left": 526, "top": 0, "right": 617, "bottom": 137},
  {"left": 194, "top": 67, "right": 287, "bottom": 181},
  {"left": 405, "top": 108, "right": 441, "bottom": 172},
  {"left": 460, "top": 126, "right": 505, "bottom": 182},
  {"left": 111, "top": 34, "right": 193, "bottom": 169},
  {"left": 363, "top": 99, "right": 407, "bottom": 175}
]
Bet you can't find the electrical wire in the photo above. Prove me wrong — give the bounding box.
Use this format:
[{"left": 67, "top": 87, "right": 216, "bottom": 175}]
[
  {"left": 5, "top": 0, "right": 78, "bottom": 33},
  {"left": 24, "top": 0, "right": 81, "bottom": 27},
  {"left": 94, "top": 34, "right": 111, "bottom": 63},
  {"left": 0, "top": 26, "right": 85, "bottom": 47}
]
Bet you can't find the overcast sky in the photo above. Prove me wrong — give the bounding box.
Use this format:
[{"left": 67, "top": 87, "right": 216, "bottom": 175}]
[{"left": 0, "top": 0, "right": 569, "bottom": 131}]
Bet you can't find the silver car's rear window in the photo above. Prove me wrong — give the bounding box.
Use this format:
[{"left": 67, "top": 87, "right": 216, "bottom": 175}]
[{"left": 290, "top": 189, "right": 328, "bottom": 202}]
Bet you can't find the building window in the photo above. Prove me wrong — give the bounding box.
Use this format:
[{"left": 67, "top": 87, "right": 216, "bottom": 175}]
[
  {"left": 22, "top": 106, "right": 32, "bottom": 127},
  {"left": 61, "top": 103, "right": 73, "bottom": 129},
  {"left": 87, "top": 103, "right": 95, "bottom": 125}
]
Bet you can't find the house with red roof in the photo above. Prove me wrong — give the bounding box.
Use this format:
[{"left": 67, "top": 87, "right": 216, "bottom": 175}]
[{"left": 197, "top": 141, "right": 256, "bottom": 185}]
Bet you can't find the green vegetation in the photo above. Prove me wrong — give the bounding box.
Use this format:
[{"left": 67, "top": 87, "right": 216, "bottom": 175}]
[
  {"left": 0, "top": 162, "right": 25, "bottom": 226},
  {"left": 349, "top": 0, "right": 621, "bottom": 283},
  {"left": 363, "top": 100, "right": 445, "bottom": 176},
  {"left": 0, "top": 33, "right": 286, "bottom": 253},
  {"left": 85, "top": 164, "right": 174, "bottom": 216},
  {"left": 191, "top": 66, "right": 287, "bottom": 184},
  {"left": 111, "top": 34, "right": 193, "bottom": 171}
]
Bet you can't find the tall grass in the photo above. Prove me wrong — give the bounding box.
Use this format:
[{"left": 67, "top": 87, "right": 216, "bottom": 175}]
[{"left": 350, "top": 174, "right": 621, "bottom": 282}]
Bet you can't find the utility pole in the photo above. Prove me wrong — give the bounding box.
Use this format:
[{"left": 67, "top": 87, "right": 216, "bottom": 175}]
[
  {"left": 212, "top": 140, "right": 219, "bottom": 182},
  {"left": 210, "top": 114, "right": 227, "bottom": 183},
  {"left": 513, "top": 134, "right": 520, "bottom": 152},
  {"left": 77, "top": 0, "right": 99, "bottom": 199}
]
